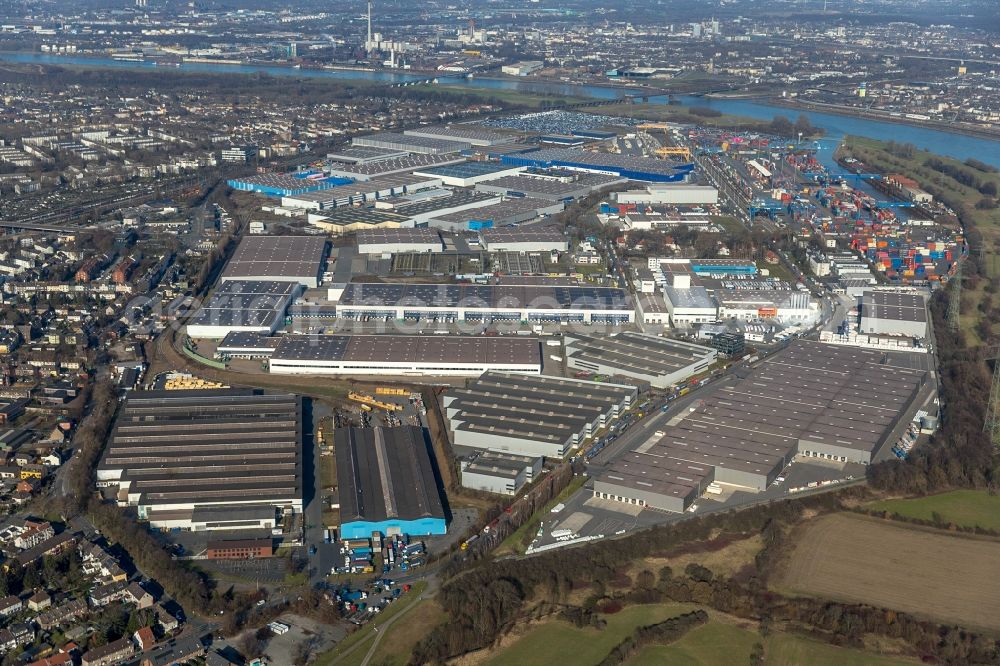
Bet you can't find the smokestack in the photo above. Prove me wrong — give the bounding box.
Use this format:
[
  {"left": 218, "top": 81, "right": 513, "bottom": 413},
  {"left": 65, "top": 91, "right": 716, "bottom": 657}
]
[{"left": 367, "top": 1, "right": 373, "bottom": 49}]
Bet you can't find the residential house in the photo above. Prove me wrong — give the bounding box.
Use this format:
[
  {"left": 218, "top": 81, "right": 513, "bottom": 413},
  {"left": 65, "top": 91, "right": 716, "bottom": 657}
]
[
  {"left": 139, "top": 637, "right": 204, "bottom": 666},
  {"left": 90, "top": 580, "right": 129, "bottom": 607},
  {"left": 81, "top": 637, "right": 135, "bottom": 666},
  {"left": 27, "top": 590, "right": 51, "bottom": 611},
  {"left": 0, "top": 622, "right": 34, "bottom": 652},
  {"left": 125, "top": 582, "right": 154, "bottom": 609},
  {"left": 0, "top": 594, "right": 22, "bottom": 617},
  {"left": 14, "top": 521, "right": 54, "bottom": 549},
  {"left": 133, "top": 626, "right": 156, "bottom": 652},
  {"left": 37, "top": 598, "right": 88, "bottom": 630}
]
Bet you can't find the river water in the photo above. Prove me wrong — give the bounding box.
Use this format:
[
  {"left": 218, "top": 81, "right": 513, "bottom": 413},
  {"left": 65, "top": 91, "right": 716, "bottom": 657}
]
[{"left": 5, "top": 51, "right": 1000, "bottom": 170}]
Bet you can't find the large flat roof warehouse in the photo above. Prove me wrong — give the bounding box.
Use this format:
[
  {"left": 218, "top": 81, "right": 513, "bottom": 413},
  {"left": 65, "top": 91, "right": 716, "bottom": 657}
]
[
  {"left": 480, "top": 225, "right": 569, "bottom": 252},
  {"left": 861, "top": 291, "right": 927, "bottom": 323},
  {"left": 607, "top": 341, "right": 929, "bottom": 510},
  {"left": 356, "top": 227, "right": 442, "bottom": 247},
  {"left": 326, "top": 154, "right": 467, "bottom": 181},
  {"left": 227, "top": 172, "right": 351, "bottom": 197},
  {"left": 335, "top": 282, "right": 632, "bottom": 311},
  {"left": 404, "top": 125, "right": 515, "bottom": 146},
  {"left": 335, "top": 426, "right": 446, "bottom": 539},
  {"left": 352, "top": 132, "right": 472, "bottom": 155},
  {"left": 444, "top": 372, "right": 638, "bottom": 458},
  {"left": 564, "top": 332, "right": 717, "bottom": 388},
  {"left": 221, "top": 236, "right": 327, "bottom": 288},
  {"left": 268, "top": 334, "right": 542, "bottom": 376},
  {"left": 412, "top": 161, "right": 525, "bottom": 186},
  {"left": 96, "top": 389, "right": 302, "bottom": 529},
  {"left": 187, "top": 280, "right": 299, "bottom": 339},
  {"left": 284, "top": 173, "right": 444, "bottom": 210},
  {"left": 308, "top": 208, "right": 410, "bottom": 234},
  {"left": 501, "top": 148, "right": 694, "bottom": 182},
  {"left": 476, "top": 172, "right": 625, "bottom": 201},
  {"left": 426, "top": 197, "right": 564, "bottom": 230},
  {"left": 326, "top": 145, "right": 409, "bottom": 164}
]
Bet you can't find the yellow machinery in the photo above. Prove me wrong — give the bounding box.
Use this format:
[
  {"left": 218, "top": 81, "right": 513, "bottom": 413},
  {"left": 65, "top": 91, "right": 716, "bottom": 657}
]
[
  {"left": 655, "top": 146, "right": 692, "bottom": 160},
  {"left": 375, "top": 386, "right": 407, "bottom": 396},
  {"left": 637, "top": 122, "right": 674, "bottom": 130},
  {"left": 348, "top": 391, "right": 403, "bottom": 412}
]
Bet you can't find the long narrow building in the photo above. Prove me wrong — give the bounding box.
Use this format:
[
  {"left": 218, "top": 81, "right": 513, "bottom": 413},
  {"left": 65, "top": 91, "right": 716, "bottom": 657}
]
[{"left": 96, "top": 389, "right": 302, "bottom": 530}]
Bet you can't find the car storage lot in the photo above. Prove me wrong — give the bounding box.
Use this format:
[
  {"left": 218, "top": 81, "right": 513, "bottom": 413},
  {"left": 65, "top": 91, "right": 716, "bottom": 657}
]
[{"left": 778, "top": 513, "right": 1000, "bottom": 632}]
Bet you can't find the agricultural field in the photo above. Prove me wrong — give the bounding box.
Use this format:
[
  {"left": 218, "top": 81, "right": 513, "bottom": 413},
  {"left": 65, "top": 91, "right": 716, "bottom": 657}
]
[
  {"left": 868, "top": 490, "right": 1000, "bottom": 531},
  {"left": 778, "top": 513, "right": 1000, "bottom": 632}
]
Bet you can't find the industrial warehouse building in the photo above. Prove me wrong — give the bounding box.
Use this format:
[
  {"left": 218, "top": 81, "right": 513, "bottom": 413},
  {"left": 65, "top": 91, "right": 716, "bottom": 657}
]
[
  {"left": 564, "top": 332, "right": 717, "bottom": 388},
  {"left": 226, "top": 172, "right": 351, "bottom": 198},
  {"left": 412, "top": 161, "right": 525, "bottom": 187},
  {"left": 501, "top": 148, "right": 694, "bottom": 183},
  {"left": 356, "top": 228, "right": 443, "bottom": 255},
  {"left": 444, "top": 372, "right": 637, "bottom": 458},
  {"left": 327, "top": 282, "right": 634, "bottom": 324},
  {"left": 283, "top": 174, "right": 443, "bottom": 210},
  {"left": 594, "top": 452, "right": 714, "bottom": 514},
  {"left": 307, "top": 209, "right": 410, "bottom": 234},
  {"left": 425, "top": 196, "right": 563, "bottom": 231},
  {"left": 479, "top": 225, "right": 569, "bottom": 253},
  {"left": 335, "top": 426, "right": 446, "bottom": 539},
  {"left": 268, "top": 334, "right": 542, "bottom": 376},
  {"left": 613, "top": 184, "right": 719, "bottom": 206},
  {"left": 596, "top": 341, "right": 929, "bottom": 511},
  {"left": 460, "top": 450, "right": 543, "bottom": 495},
  {"left": 403, "top": 124, "right": 513, "bottom": 147},
  {"left": 859, "top": 290, "right": 928, "bottom": 339},
  {"left": 476, "top": 172, "right": 625, "bottom": 201},
  {"left": 186, "top": 280, "right": 299, "bottom": 339},
  {"left": 96, "top": 389, "right": 302, "bottom": 530},
  {"left": 352, "top": 132, "right": 471, "bottom": 155},
  {"left": 326, "top": 154, "right": 466, "bottom": 181},
  {"left": 221, "top": 236, "right": 327, "bottom": 288}
]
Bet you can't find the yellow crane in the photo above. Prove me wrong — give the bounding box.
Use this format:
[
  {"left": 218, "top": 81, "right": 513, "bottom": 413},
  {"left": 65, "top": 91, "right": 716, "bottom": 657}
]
[
  {"left": 655, "top": 146, "right": 692, "bottom": 161},
  {"left": 348, "top": 391, "right": 403, "bottom": 412}
]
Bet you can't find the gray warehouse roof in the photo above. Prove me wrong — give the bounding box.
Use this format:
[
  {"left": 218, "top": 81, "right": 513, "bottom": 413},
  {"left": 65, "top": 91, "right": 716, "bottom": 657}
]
[
  {"left": 861, "top": 290, "right": 927, "bottom": 323},
  {"left": 271, "top": 334, "right": 541, "bottom": 366},
  {"left": 222, "top": 236, "right": 326, "bottom": 284},
  {"left": 98, "top": 389, "right": 301, "bottom": 509},
  {"left": 335, "top": 426, "right": 444, "bottom": 523},
  {"left": 565, "top": 332, "right": 716, "bottom": 380}
]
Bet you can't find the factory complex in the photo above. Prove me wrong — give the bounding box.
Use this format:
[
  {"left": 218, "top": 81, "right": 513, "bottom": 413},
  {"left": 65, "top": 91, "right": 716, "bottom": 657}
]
[
  {"left": 96, "top": 389, "right": 302, "bottom": 530},
  {"left": 186, "top": 279, "right": 300, "bottom": 339},
  {"left": 335, "top": 426, "right": 446, "bottom": 539},
  {"left": 595, "top": 341, "right": 932, "bottom": 512}
]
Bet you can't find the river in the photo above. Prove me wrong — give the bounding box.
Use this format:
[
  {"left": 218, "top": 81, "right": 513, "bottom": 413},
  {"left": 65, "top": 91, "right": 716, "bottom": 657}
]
[{"left": 5, "top": 51, "right": 1000, "bottom": 170}]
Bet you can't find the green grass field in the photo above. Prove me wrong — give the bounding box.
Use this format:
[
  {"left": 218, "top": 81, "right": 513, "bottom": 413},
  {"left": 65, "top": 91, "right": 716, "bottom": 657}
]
[
  {"left": 765, "top": 634, "right": 920, "bottom": 666},
  {"left": 626, "top": 621, "right": 759, "bottom": 665},
  {"left": 868, "top": 490, "right": 1000, "bottom": 531},
  {"left": 486, "top": 603, "right": 698, "bottom": 666}
]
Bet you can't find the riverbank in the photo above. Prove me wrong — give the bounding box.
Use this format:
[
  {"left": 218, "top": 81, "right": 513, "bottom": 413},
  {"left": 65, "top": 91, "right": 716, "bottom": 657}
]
[{"left": 770, "top": 98, "right": 1000, "bottom": 142}]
